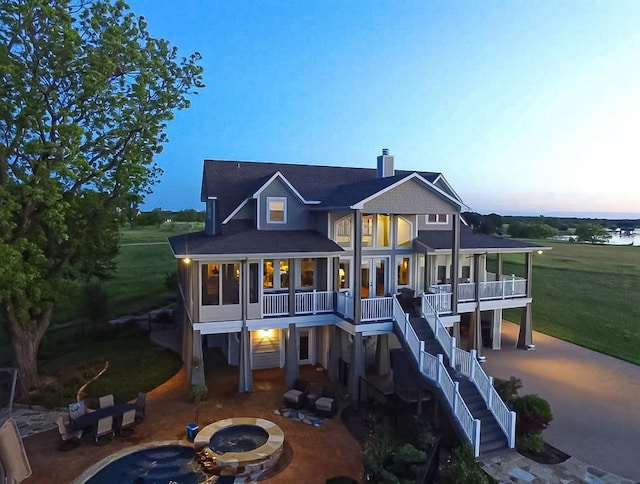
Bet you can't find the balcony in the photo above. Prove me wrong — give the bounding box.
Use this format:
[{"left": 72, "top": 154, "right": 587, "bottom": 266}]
[
  {"left": 262, "top": 290, "right": 394, "bottom": 322},
  {"left": 427, "top": 275, "right": 527, "bottom": 314}
]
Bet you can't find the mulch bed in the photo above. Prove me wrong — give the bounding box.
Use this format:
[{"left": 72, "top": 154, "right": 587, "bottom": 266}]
[{"left": 518, "top": 441, "right": 570, "bottom": 464}]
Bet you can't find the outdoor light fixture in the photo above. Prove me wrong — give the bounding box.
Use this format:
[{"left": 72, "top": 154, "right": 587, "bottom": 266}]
[
  {"left": 183, "top": 258, "right": 191, "bottom": 264},
  {"left": 537, "top": 250, "right": 543, "bottom": 255}
]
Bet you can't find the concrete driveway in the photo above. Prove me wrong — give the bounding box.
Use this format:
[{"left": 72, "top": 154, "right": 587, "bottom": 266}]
[{"left": 482, "top": 321, "right": 640, "bottom": 482}]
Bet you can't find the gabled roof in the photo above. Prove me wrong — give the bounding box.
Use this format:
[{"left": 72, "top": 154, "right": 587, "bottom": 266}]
[
  {"left": 201, "top": 160, "right": 446, "bottom": 222},
  {"left": 169, "top": 220, "right": 344, "bottom": 258},
  {"left": 415, "top": 225, "right": 548, "bottom": 253}
]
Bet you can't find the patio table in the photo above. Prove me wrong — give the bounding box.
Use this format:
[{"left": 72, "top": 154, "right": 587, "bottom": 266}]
[{"left": 71, "top": 403, "right": 136, "bottom": 431}]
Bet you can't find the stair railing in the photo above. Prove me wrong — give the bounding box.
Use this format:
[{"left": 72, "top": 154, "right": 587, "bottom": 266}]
[
  {"left": 422, "top": 295, "right": 516, "bottom": 449},
  {"left": 393, "top": 297, "right": 481, "bottom": 456}
]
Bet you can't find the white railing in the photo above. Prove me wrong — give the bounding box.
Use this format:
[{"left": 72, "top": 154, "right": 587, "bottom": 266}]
[
  {"left": 458, "top": 283, "right": 476, "bottom": 302},
  {"left": 264, "top": 290, "right": 335, "bottom": 317},
  {"left": 295, "top": 290, "right": 334, "bottom": 314},
  {"left": 430, "top": 276, "right": 528, "bottom": 304},
  {"left": 263, "top": 293, "right": 289, "bottom": 316},
  {"left": 361, "top": 297, "right": 394, "bottom": 321},
  {"left": 421, "top": 294, "right": 516, "bottom": 450},
  {"left": 424, "top": 293, "right": 452, "bottom": 314},
  {"left": 393, "top": 297, "right": 481, "bottom": 456}
]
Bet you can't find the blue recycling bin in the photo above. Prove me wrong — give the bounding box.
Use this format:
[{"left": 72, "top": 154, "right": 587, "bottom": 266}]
[{"left": 186, "top": 423, "right": 199, "bottom": 441}]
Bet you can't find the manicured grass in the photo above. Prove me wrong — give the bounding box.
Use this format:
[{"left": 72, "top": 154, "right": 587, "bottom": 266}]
[
  {"left": 36, "top": 325, "right": 182, "bottom": 408},
  {"left": 120, "top": 221, "right": 204, "bottom": 244},
  {"left": 497, "top": 241, "right": 640, "bottom": 365}
]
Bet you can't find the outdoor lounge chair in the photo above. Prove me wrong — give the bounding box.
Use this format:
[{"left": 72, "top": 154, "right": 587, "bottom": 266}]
[
  {"left": 0, "top": 419, "right": 32, "bottom": 483},
  {"left": 99, "top": 394, "right": 114, "bottom": 409},
  {"left": 94, "top": 415, "right": 114, "bottom": 445},
  {"left": 117, "top": 409, "right": 136, "bottom": 437},
  {"left": 313, "top": 385, "right": 338, "bottom": 417},
  {"left": 135, "top": 392, "right": 146, "bottom": 422},
  {"left": 283, "top": 378, "right": 310, "bottom": 409},
  {"left": 56, "top": 416, "right": 83, "bottom": 451},
  {"left": 68, "top": 401, "right": 87, "bottom": 427}
]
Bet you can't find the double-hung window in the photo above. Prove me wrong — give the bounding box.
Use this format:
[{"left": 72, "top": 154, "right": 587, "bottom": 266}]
[
  {"left": 426, "top": 213, "right": 448, "bottom": 224},
  {"left": 267, "top": 197, "right": 287, "bottom": 223}
]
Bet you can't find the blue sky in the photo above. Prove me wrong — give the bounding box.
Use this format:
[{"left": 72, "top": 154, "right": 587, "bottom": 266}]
[{"left": 128, "top": 0, "right": 640, "bottom": 217}]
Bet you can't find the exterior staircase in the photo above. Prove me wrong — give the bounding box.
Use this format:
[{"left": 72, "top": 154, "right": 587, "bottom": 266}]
[{"left": 391, "top": 296, "right": 515, "bottom": 458}]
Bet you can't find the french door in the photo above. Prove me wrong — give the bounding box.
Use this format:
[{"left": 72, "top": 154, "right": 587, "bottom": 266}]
[
  {"left": 361, "top": 258, "right": 387, "bottom": 298},
  {"left": 298, "top": 328, "right": 313, "bottom": 364}
]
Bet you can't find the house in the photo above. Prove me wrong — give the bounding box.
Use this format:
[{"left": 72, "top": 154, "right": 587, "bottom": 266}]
[{"left": 169, "top": 149, "right": 549, "bottom": 457}]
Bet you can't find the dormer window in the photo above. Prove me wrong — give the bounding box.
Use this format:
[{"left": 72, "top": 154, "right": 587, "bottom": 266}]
[
  {"left": 426, "top": 214, "right": 448, "bottom": 224},
  {"left": 267, "top": 197, "right": 287, "bottom": 223}
]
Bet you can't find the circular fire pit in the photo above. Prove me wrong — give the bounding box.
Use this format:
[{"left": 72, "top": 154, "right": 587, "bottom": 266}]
[{"left": 194, "top": 417, "right": 284, "bottom": 477}]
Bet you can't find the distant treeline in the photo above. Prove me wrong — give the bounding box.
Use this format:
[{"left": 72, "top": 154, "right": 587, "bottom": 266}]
[
  {"left": 130, "top": 208, "right": 205, "bottom": 226},
  {"left": 463, "top": 212, "right": 639, "bottom": 238}
]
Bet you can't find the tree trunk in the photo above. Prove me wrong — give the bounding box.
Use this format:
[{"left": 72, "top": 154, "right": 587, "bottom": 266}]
[{"left": 6, "top": 304, "right": 51, "bottom": 393}]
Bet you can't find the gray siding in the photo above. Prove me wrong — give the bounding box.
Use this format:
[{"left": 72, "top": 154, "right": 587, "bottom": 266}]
[
  {"left": 363, "top": 178, "right": 456, "bottom": 214},
  {"left": 259, "top": 178, "right": 308, "bottom": 230}
]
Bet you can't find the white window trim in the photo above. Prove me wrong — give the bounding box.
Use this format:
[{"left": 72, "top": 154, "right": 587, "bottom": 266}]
[
  {"left": 395, "top": 216, "right": 414, "bottom": 248},
  {"left": 334, "top": 215, "right": 353, "bottom": 249},
  {"left": 267, "top": 196, "right": 287, "bottom": 224},
  {"left": 396, "top": 256, "right": 412, "bottom": 288},
  {"left": 425, "top": 213, "right": 449, "bottom": 225},
  {"left": 362, "top": 214, "right": 391, "bottom": 249}
]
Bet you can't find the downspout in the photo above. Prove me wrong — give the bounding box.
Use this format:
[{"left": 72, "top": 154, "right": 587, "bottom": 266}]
[{"left": 451, "top": 213, "right": 460, "bottom": 315}]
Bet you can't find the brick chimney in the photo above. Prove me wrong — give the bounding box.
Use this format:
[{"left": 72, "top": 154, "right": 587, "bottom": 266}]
[{"left": 377, "top": 148, "right": 395, "bottom": 178}]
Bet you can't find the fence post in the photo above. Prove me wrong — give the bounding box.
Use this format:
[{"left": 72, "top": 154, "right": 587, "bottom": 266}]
[
  {"left": 453, "top": 382, "right": 460, "bottom": 413},
  {"left": 419, "top": 341, "right": 425, "bottom": 373},
  {"left": 503, "top": 278, "right": 507, "bottom": 299},
  {"left": 509, "top": 410, "right": 517, "bottom": 448},
  {"left": 450, "top": 338, "right": 456, "bottom": 368},
  {"left": 312, "top": 289, "right": 317, "bottom": 314},
  {"left": 470, "top": 349, "right": 477, "bottom": 380},
  {"left": 473, "top": 419, "right": 481, "bottom": 457},
  {"left": 488, "top": 376, "right": 493, "bottom": 407},
  {"left": 437, "top": 354, "right": 444, "bottom": 387}
]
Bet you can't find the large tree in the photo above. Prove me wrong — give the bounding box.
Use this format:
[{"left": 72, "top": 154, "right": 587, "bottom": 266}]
[{"left": 0, "top": 0, "right": 203, "bottom": 390}]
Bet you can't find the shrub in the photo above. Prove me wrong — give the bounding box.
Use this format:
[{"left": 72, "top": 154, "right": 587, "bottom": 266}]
[
  {"left": 415, "top": 420, "right": 439, "bottom": 452},
  {"left": 493, "top": 376, "right": 522, "bottom": 406},
  {"left": 450, "top": 445, "right": 491, "bottom": 483},
  {"left": 518, "top": 432, "right": 544, "bottom": 454},
  {"left": 190, "top": 383, "right": 208, "bottom": 404},
  {"left": 513, "top": 394, "right": 553, "bottom": 436}
]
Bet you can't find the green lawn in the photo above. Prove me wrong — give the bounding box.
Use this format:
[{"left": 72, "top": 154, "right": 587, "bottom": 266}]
[{"left": 498, "top": 241, "right": 640, "bottom": 365}]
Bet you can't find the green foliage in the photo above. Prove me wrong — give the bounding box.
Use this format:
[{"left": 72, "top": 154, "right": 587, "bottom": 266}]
[
  {"left": 507, "top": 221, "right": 558, "bottom": 239},
  {"left": 575, "top": 223, "right": 611, "bottom": 244},
  {"left": 0, "top": 0, "right": 203, "bottom": 388},
  {"left": 493, "top": 376, "right": 522, "bottom": 406},
  {"left": 450, "top": 445, "right": 491, "bottom": 484},
  {"left": 513, "top": 394, "right": 553, "bottom": 436},
  {"left": 518, "top": 432, "right": 544, "bottom": 454},
  {"left": 190, "top": 383, "right": 208, "bottom": 404},
  {"left": 414, "top": 420, "right": 439, "bottom": 452},
  {"left": 164, "top": 270, "right": 178, "bottom": 292}
]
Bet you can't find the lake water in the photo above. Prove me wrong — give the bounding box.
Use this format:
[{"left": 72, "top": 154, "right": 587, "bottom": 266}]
[{"left": 608, "top": 229, "right": 640, "bottom": 246}]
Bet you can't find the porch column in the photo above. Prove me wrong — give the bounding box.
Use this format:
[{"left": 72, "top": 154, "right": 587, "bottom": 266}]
[
  {"left": 332, "top": 256, "right": 340, "bottom": 292},
  {"left": 496, "top": 253, "right": 504, "bottom": 281},
  {"left": 451, "top": 213, "right": 460, "bottom": 315},
  {"left": 327, "top": 326, "right": 341, "bottom": 382},
  {"left": 288, "top": 258, "right": 296, "bottom": 317},
  {"left": 423, "top": 252, "right": 431, "bottom": 293},
  {"left": 491, "top": 309, "right": 502, "bottom": 350},
  {"left": 348, "top": 332, "right": 365, "bottom": 401},
  {"left": 238, "top": 326, "right": 253, "bottom": 392},
  {"left": 517, "top": 252, "right": 534, "bottom": 349},
  {"left": 188, "top": 329, "right": 202, "bottom": 384},
  {"left": 375, "top": 334, "right": 390, "bottom": 376},
  {"left": 285, "top": 323, "right": 299, "bottom": 387},
  {"left": 471, "top": 254, "right": 482, "bottom": 356},
  {"left": 353, "top": 209, "right": 362, "bottom": 325}
]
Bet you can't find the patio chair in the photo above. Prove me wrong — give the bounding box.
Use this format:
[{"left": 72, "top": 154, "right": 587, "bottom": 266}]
[
  {"left": 68, "top": 401, "right": 86, "bottom": 425},
  {"left": 135, "top": 392, "right": 146, "bottom": 422},
  {"left": 56, "top": 416, "right": 82, "bottom": 451},
  {"left": 99, "top": 394, "right": 114, "bottom": 409},
  {"left": 283, "top": 378, "right": 310, "bottom": 409},
  {"left": 94, "top": 415, "right": 114, "bottom": 445},
  {"left": 117, "top": 409, "right": 136, "bottom": 438},
  {"left": 313, "top": 385, "right": 338, "bottom": 417}
]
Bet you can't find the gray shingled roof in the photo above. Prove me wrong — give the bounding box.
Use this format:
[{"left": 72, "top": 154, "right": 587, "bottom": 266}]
[
  {"left": 201, "top": 160, "right": 441, "bottom": 221},
  {"left": 416, "top": 225, "right": 543, "bottom": 251},
  {"left": 169, "top": 220, "right": 344, "bottom": 257}
]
